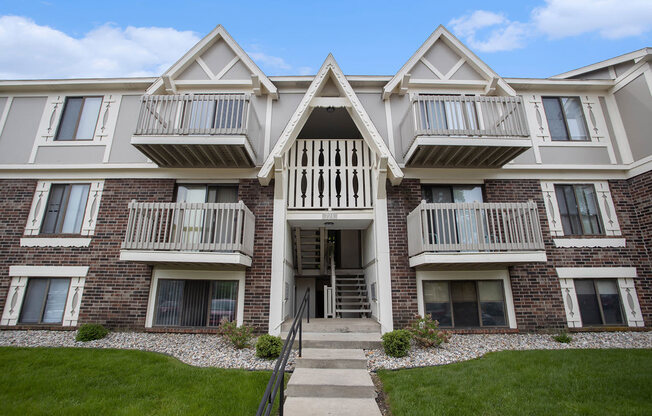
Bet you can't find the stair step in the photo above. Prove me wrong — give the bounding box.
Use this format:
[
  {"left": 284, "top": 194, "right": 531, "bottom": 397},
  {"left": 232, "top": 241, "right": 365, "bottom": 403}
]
[
  {"left": 336, "top": 309, "right": 371, "bottom": 313},
  {"left": 286, "top": 368, "right": 375, "bottom": 398},
  {"left": 281, "top": 331, "right": 382, "bottom": 348},
  {"left": 284, "top": 397, "right": 381, "bottom": 416},
  {"left": 295, "top": 348, "right": 367, "bottom": 369},
  {"left": 280, "top": 318, "right": 380, "bottom": 333}
]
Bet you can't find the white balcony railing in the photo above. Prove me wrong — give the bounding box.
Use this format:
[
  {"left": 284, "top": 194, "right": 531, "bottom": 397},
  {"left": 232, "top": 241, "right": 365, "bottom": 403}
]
[
  {"left": 407, "top": 201, "right": 544, "bottom": 256},
  {"left": 135, "top": 94, "right": 256, "bottom": 136},
  {"left": 400, "top": 95, "right": 529, "bottom": 142},
  {"left": 122, "top": 201, "right": 255, "bottom": 256}
]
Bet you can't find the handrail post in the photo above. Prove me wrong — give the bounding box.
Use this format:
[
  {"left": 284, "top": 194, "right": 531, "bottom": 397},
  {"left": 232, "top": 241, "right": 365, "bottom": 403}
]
[
  {"left": 279, "top": 371, "right": 284, "bottom": 416},
  {"left": 307, "top": 287, "right": 310, "bottom": 324},
  {"left": 299, "top": 318, "right": 302, "bottom": 358}
]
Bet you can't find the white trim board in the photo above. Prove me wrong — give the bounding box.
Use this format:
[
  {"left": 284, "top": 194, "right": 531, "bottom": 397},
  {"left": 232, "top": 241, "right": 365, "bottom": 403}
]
[
  {"left": 553, "top": 238, "right": 626, "bottom": 248},
  {"left": 410, "top": 251, "right": 547, "bottom": 268},
  {"left": 9, "top": 265, "right": 89, "bottom": 277},
  {"left": 119, "top": 250, "right": 252, "bottom": 267},
  {"left": 20, "top": 238, "right": 92, "bottom": 248},
  {"left": 556, "top": 267, "right": 637, "bottom": 279}
]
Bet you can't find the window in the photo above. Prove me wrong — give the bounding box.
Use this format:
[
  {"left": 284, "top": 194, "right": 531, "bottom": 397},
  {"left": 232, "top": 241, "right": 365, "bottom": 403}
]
[
  {"left": 40, "top": 184, "right": 90, "bottom": 234},
  {"left": 418, "top": 95, "right": 478, "bottom": 132},
  {"left": 542, "top": 97, "right": 589, "bottom": 141},
  {"left": 175, "top": 184, "right": 238, "bottom": 203},
  {"left": 422, "top": 280, "right": 507, "bottom": 328},
  {"left": 422, "top": 185, "right": 484, "bottom": 247},
  {"left": 19, "top": 278, "right": 70, "bottom": 324},
  {"left": 575, "top": 279, "right": 624, "bottom": 326},
  {"left": 56, "top": 97, "right": 102, "bottom": 141},
  {"left": 154, "top": 279, "right": 239, "bottom": 327},
  {"left": 554, "top": 184, "right": 602, "bottom": 235}
]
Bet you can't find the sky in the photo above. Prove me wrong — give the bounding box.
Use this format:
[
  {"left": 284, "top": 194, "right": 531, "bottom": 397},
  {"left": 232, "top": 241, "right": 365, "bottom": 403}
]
[{"left": 0, "top": 0, "right": 650, "bottom": 80}]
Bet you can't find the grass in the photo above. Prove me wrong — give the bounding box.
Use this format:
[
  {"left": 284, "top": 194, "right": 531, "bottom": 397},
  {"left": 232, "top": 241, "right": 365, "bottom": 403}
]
[
  {"left": 0, "top": 347, "right": 275, "bottom": 416},
  {"left": 378, "top": 349, "right": 652, "bottom": 416}
]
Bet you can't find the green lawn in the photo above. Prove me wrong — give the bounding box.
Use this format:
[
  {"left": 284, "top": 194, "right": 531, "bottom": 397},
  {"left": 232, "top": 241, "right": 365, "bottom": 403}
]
[
  {"left": 0, "top": 347, "right": 274, "bottom": 416},
  {"left": 379, "top": 349, "right": 652, "bottom": 416}
]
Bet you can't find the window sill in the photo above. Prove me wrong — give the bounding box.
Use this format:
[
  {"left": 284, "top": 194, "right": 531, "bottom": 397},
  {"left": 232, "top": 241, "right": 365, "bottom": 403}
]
[
  {"left": 38, "top": 140, "right": 106, "bottom": 147},
  {"left": 20, "top": 237, "right": 91, "bottom": 248},
  {"left": 553, "top": 238, "right": 626, "bottom": 248}
]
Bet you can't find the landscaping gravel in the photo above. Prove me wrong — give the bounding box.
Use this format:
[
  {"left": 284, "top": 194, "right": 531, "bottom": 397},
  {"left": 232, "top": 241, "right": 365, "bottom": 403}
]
[
  {"left": 366, "top": 331, "right": 652, "bottom": 371},
  {"left": 0, "top": 330, "right": 295, "bottom": 371}
]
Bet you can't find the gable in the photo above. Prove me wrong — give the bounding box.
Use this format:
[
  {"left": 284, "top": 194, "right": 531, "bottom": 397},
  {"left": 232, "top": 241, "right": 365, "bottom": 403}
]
[
  {"left": 146, "top": 25, "right": 277, "bottom": 98},
  {"left": 383, "top": 25, "right": 515, "bottom": 98}
]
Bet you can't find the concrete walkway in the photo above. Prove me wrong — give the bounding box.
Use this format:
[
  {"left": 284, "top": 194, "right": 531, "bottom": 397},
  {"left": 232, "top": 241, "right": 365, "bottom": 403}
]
[{"left": 282, "top": 319, "right": 383, "bottom": 416}]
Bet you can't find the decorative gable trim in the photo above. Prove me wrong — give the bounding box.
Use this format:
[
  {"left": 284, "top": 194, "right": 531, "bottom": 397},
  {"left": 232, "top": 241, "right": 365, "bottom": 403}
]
[
  {"left": 383, "top": 25, "right": 515, "bottom": 99},
  {"left": 258, "top": 54, "right": 403, "bottom": 186},
  {"left": 146, "top": 25, "right": 277, "bottom": 98}
]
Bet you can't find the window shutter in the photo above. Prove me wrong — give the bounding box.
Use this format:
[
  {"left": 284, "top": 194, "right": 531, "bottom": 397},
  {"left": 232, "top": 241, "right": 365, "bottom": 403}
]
[
  {"left": 540, "top": 181, "right": 563, "bottom": 236},
  {"left": 523, "top": 95, "right": 551, "bottom": 142},
  {"left": 594, "top": 181, "right": 621, "bottom": 236},
  {"left": 617, "top": 278, "right": 643, "bottom": 327},
  {"left": 559, "top": 278, "right": 582, "bottom": 328},
  {"left": 81, "top": 181, "right": 104, "bottom": 236},
  {"left": 1, "top": 277, "right": 28, "bottom": 325},
  {"left": 62, "top": 277, "right": 86, "bottom": 326},
  {"left": 579, "top": 95, "right": 604, "bottom": 143},
  {"left": 24, "top": 181, "right": 51, "bottom": 235}
]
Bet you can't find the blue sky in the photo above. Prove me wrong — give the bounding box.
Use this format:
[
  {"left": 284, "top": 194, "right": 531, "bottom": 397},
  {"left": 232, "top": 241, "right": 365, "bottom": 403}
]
[{"left": 0, "top": 0, "right": 650, "bottom": 79}]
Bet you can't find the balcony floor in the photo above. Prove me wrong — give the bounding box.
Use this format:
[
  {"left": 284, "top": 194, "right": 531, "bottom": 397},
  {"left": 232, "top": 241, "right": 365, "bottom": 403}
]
[
  {"left": 119, "top": 250, "right": 252, "bottom": 269},
  {"left": 409, "top": 251, "right": 547, "bottom": 270},
  {"left": 405, "top": 136, "right": 532, "bottom": 168}
]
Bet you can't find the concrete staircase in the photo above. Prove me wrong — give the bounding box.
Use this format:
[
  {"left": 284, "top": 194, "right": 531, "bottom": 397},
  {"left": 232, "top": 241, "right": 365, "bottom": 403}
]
[
  {"left": 282, "top": 319, "right": 382, "bottom": 416},
  {"left": 336, "top": 276, "right": 371, "bottom": 317}
]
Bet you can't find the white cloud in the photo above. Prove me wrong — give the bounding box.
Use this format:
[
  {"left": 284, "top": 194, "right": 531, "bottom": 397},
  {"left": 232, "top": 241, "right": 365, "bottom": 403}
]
[
  {"left": 448, "top": 11, "right": 529, "bottom": 52},
  {"left": 0, "top": 16, "right": 201, "bottom": 79},
  {"left": 247, "top": 50, "right": 292, "bottom": 71},
  {"left": 449, "top": 0, "right": 652, "bottom": 53},
  {"left": 532, "top": 0, "right": 652, "bottom": 39}
]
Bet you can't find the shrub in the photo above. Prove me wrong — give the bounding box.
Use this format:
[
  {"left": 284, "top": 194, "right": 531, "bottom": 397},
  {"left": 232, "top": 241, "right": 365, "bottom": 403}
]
[
  {"left": 75, "top": 323, "right": 108, "bottom": 342},
  {"left": 382, "top": 329, "right": 412, "bottom": 358},
  {"left": 553, "top": 332, "right": 572, "bottom": 343},
  {"left": 406, "top": 314, "right": 450, "bottom": 348},
  {"left": 255, "top": 335, "right": 283, "bottom": 359},
  {"left": 218, "top": 319, "right": 253, "bottom": 349}
]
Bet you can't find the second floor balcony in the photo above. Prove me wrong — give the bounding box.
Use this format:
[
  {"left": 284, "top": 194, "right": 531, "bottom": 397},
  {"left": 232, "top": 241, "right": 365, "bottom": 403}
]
[
  {"left": 120, "top": 201, "right": 255, "bottom": 267},
  {"left": 400, "top": 95, "right": 532, "bottom": 168},
  {"left": 407, "top": 201, "right": 546, "bottom": 267},
  {"left": 131, "top": 94, "right": 260, "bottom": 168}
]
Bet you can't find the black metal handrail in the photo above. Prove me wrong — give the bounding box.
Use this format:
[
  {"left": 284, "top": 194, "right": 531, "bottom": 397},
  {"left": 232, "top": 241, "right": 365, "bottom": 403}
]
[{"left": 256, "top": 288, "right": 310, "bottom": 416}]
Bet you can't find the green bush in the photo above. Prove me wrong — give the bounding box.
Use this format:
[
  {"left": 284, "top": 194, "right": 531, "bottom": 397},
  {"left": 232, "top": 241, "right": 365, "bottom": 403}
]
[
  {"left": 553, "top": 332, "right": 572, "bottom": 343},
  {"left": 255, "top": 335, "right": 283, "bottom": 359},
  {"left": 406, "top": 314, "right": 450, "bottom": 348},
  {"left": 75, "top": 323, "right": 109, "bottom": 342},
  {"left": 382, "top": 329, "right": 412, "bottom": 358},
  {"left": 218, "top": 319, "right": 253, "bottom": 349}
]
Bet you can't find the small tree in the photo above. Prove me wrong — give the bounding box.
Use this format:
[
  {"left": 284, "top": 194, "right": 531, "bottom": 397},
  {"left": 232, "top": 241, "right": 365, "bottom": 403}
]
[{"left": 406, "top": 314, "right": 449, "bottom": 348}]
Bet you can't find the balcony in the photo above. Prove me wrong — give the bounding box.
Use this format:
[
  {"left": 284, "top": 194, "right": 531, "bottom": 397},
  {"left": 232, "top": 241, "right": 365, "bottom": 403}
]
[
  {"left": 407, "top": 201, "right": 546, "bottom": 268},
  {"left": 400, "top": 95, "right": 532, "bottom": 168},
  {"left": 131, "top": 94, "right": 260, "bottom": 168},
  {"left": 120, "top": 201, "right": 255, "bottom": 267}
]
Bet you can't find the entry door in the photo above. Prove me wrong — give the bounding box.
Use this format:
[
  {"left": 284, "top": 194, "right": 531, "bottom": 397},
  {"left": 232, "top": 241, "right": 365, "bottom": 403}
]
[
  {"left": 175, "top": 185, "right": 238, "bottom": 246},
  {"left": 423, "top": 185, "right": 484, "bottom": 247}
]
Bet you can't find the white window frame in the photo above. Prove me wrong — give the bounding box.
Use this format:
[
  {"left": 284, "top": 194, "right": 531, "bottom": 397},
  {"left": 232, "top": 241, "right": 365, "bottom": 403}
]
[
  {"left": 540, "top": 180, "right": 621, "bottom": 239},
  {"left": 1, "top": 265, "right": 88, "bottom": 326},
  {"left": 416, "top": 269, "right": 517, "bottom": 329},
  {"left": 556, "top": 267, "right": 643, "bottom": 328},
  {"left": 24, "top": 180, "right": 104, "bottom": 237},
  {"left": 145, "top": 268, "right": 246, "bottom": 328}
]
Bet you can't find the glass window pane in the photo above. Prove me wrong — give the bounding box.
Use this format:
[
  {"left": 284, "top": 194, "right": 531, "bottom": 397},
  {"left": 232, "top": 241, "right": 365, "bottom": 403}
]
[
  {"left": 176, "top": 185, "right": 207, "bottom": 202},
  {"left": 574, "top": 185, "right": 602, "bottom": 235},
  {"left": 215, "top": 186, "right": 238, "bottom": 203},
  {"left": 42, "top": 279, "right": 69, "bottom": 323},
  {"left": 423, "top": 281, "right": 451, "bottom": 326},
  {"left": 75, "top": 97, "right": 102, "bottom": 140},
  {"left": 451, "top": 281, "right": 479, "bottom": 327},
  {"left": 20, "top": 279, "right": 48, "bottom": 323},
  {"left": 596, "top": 280, "right": 623, "bottom": 325},
  {"left": 155, "top": 280, "right": 183, "bottom": 326},
  {"left": 180, "top": 280, "right": 209, "bottom": 327},
  {"left": 41, "top": 184, "right": 67, "bottom": 234},
  {"left": 56, "top": 98, "right": 83, "bottom": 141},
  {"left": 542, "top": 98, "right": 569, "bottom": 141},
  {"left": 452, "top": 186, "right": 483, "bottom": 203},
  {"left": 60, "top": 184, "right": 90, "bottom": 234},
  {"left": 478, "top": 281, "right": 506, "bottom": 326},
  {"left": 575, "top": 280, "right": 602, "bottom": 325},
  {"left": 561, "top": 97, "right": 589, "bottom": 141},
  {"left": 209, "top": 281, "right": 238, "bottom": 326},
  {"left": 555, "top": 185, "right": 583, "bottom": 235}
]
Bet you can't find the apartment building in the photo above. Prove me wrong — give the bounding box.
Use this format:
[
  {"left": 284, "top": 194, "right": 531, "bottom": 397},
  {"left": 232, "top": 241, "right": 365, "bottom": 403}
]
[{"left": 0, "top": 25, "right": 650, "bottom": 335}]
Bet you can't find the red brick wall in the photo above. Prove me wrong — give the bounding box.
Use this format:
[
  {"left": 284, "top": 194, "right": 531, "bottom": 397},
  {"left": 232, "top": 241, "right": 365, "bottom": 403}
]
[
  {"left": 238, "top": 179, "right": 274, "bottom": 332},
  {"left": 0, "top": 179, "right": 175, "bottom": 329},
  {"left": 386, "top": 179, "right": 421, "bottom": 329}
]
